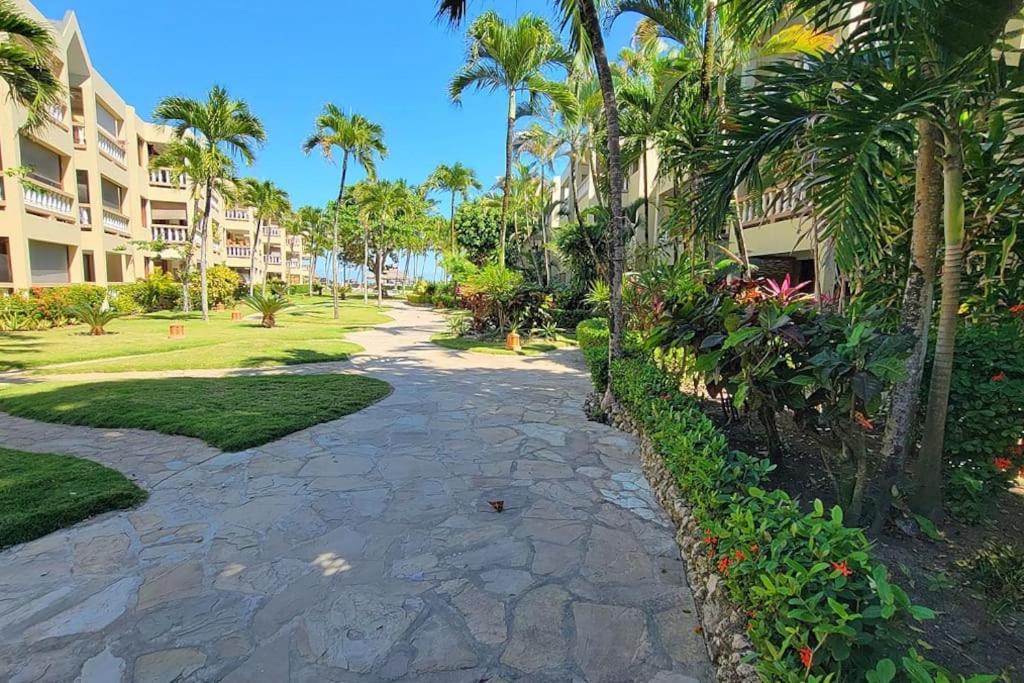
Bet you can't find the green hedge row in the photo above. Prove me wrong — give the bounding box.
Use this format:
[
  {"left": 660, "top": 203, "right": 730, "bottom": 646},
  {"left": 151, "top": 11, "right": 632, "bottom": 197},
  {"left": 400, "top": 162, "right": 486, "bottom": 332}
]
[
  {"left": 576, "top": 317, "right": 609, "bottom": 392},
  {"left": 576, "top": 320, "right": 981, "bottom": 681}
]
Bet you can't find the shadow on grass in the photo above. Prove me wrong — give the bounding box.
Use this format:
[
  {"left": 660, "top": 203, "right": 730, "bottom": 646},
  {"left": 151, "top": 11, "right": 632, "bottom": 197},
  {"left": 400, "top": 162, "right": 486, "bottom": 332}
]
[
  {"left": 0, "top": 374, "right": 392, "bottom": 451},
  {"left": 0, "top": 333, "right": 44, "bottom": 371}
]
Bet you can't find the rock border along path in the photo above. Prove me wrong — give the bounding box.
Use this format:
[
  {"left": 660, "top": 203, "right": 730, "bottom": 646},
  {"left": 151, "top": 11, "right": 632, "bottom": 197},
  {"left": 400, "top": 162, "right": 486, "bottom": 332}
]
[{"left": 0, "top": 303, "right": 712, "bottom": 682}]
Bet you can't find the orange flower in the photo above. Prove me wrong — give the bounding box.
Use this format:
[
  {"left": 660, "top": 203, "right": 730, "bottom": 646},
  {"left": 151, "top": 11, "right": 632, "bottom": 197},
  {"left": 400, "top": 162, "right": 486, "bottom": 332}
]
[
  {"left": 1010, "top": 303, "right": 1024, "bottom": 314},
  {"left": 854, "top": 412, "right": 874, "bottom": 431},
  {"left": 747, "top": 620, "right": 755, "bottom": 631},
  {"left": 749, "top": 543, "right": 760, "bottom": 555},
  {"left": 799, "top": 646, "right": 813, "bottom": 670},
  {"left": 831, "top": 561, "right": 852, "bottom": 577},
  {"left": 734, "top": 549, "right": 747, "bottom": 562},
  {"left": 992, "top": 371, "right": 1007, "bottom": 382},
  {"left": 994, "top": 457, "right": 1013, "bottom": 472},
  {"left": 717, "top": 556, "right": 731, "bottom": 575}
]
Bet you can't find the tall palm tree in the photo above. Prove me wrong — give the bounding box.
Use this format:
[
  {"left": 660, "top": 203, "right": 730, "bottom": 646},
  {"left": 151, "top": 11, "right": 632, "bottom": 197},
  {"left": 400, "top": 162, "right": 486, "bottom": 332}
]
[
  {"left": 295, "top": 205, "right": 326, "bottom": 295},
  {"left": 427, "top": 162, "right": 482, "bottom": 253},
  {"left": 154, "top": 86, "right": 265, "bottom": 320},
  {"left": 353, "top": 179, "right": 419, "bottom": 307},
  {"left": 0, "top": 0, "right": 63, "bottom": 132},
  {"left": 303, "top": 106, "right": 387, "bottom": 317},
  {"left": 515, "top": 123, "right": 562, "bottom": 285},
  {"left": 150, "top": 138, "right": 234, "bottom": 312},
  {"left": 448, "top": 10, "right": 576, "bottom": 268},
  {"left": 238, "top": 178, "right": 290, "bottom": 295}
]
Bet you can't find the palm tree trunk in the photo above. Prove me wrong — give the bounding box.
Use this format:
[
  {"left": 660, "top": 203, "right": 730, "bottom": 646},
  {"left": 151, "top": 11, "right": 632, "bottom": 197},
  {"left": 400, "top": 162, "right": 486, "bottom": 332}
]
[
  {"left": 871, "top": 119, "right": 943, "bottom": 532},
  {"left": 643, "top": 143, "right": 652, "bottom": 251},
  {"left": 540, "top": 165, "right": 550, "bottom": 286},
  {"left": 499, "top": 88, "right": 515, "bottom": 268},
  {"left": 731, "top": 189, "right": 752, "bottom": 278},
  {"left": 576, "top": 1, "right": 627, "bottom": 384},
  {"left": 249, "top": 217, "right": 261, "bottom": 297},
  {"left": 911, "top": 116, "right": 966, "bottom": 520},
  {"left": 362, "top": 226, "right": 370, "bottom": 304},
  {"left": 199, "top": 178, "right": 213, "bottom": 320},
  {"left": 699, "top": 0, "right": 717, "bottom": 108},
  {"left": 376, "top": 250, "right": 384, "bottom": 308},
  {"left": 568, "top": 153, "right": 602, "bottom": 277},
  {"left": 307, "top": 251, "right": 315, "bottom": 296},
  {"left": 332, "top": 153, "right": 350, "bottom": 319},
  {"left": 450, "top": 189, "right": 457, "bottom": 253}
]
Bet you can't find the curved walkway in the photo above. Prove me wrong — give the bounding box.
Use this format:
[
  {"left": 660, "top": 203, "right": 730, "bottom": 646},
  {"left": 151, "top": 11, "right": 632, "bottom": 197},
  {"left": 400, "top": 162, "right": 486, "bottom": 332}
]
[{"left": 0, "top": 304, "right": 712, "bottom": 682}]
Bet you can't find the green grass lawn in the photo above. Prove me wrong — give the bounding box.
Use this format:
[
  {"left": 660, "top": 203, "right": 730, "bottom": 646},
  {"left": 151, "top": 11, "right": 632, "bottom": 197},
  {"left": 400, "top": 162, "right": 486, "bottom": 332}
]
[
  {"left": 0, "top": 300, "right": 390, "bottom": 374},
  {"left": 431, "top": 333, "right": 576, "bottom": 356},
  {"left": 0, "top": 374, "right": 392, "bottom": 451},
  {"left": 0, "top": 447, "right": 147, "bottom": 548}
]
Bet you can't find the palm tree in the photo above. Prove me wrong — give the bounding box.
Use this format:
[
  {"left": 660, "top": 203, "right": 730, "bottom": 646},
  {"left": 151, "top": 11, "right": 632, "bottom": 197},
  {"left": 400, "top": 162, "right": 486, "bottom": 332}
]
[
  {"left": 295, "top": 205, "right": 326, "bottom": 295},
  {"left": 448, "top": 10, "right": 575, "bottom": 268},
  {"left": 238, "top": 178, "right": 290, "bottom": 296},
  {"left": 302, "top": 105, "right": 387, "bottom": 319},
  {"left": 353, "top": 179, "right": 418, "bottom": 307},
  {"left": 154, "top": 86, "right": 265, "bottom": 320},
  {"left": 150, "top": 138, "right": 234, "bottom": 312},
  {"left": 515, "top": 123, "right": 562, "bottom": 285},
  {"left": 427, "top": 162, "right": 482, "bottom": 254},
  {"left": 0, "top": 0, "right": 63, "bottom": 132}
]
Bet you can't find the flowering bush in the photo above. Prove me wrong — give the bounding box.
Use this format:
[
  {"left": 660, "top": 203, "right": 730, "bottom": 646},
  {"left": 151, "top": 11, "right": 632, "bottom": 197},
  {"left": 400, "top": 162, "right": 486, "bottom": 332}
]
[{"left": 29, "top": 284, "right": 106, "bottom": 326}]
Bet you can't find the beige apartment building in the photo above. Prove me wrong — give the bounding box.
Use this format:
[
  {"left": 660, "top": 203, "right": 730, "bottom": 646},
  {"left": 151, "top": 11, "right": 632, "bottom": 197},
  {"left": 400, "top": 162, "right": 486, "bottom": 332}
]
[{"left": 0, "top": 0, "right": 309, "bottom": 294}]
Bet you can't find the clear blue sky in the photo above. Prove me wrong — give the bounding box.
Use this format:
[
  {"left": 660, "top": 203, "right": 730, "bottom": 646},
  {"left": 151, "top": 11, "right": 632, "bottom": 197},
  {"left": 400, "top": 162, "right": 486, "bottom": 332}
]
[{"left": 36, "top": 0, "right": 636, "bottom": 278}]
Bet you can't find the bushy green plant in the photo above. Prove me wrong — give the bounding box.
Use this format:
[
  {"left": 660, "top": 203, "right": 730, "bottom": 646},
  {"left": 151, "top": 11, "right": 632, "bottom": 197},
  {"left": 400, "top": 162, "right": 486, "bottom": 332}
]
[
  {"left": 112, "top": 271, "right": 180, "bottom": 312},
  {"left": 577, "top": 318, "right": 609, "bottom": 392},
  {"left": 69, "top": 301, "right": 120, "bottom": 336},
  {"left": 460, "top": 265, "right": 523, "bottom": 331},
  {"left": 29, "top": 284, "right": 106, "bottom": 326},
  {"left": 939, "top": 322, "right": 1024, "bottom": 522},
  {"left": 452, "top": 200, "right": 501, "bottom": 264},
  {"left": 446, "top": 311, "right": 471, "bottom": 337},
  {"left": 188, "top": 264, "right": 241, "bottom": 307},
  {"left": 243, "top": 293, "right": 290, "bottom": 328},
  {"left": 0, "top": 295, "right": 44, "bottom": 331},
  {"left": 584, "top": 279, "right": 609, "bottom": 316}
]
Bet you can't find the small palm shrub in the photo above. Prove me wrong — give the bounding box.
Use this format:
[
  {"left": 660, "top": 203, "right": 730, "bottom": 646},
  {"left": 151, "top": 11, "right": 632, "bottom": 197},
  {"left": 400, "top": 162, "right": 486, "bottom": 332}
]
[
  {"left": 243, "top": 293, "right": 290, "bottom": 328},
  {"left": 447, "top": 312, "right": 471, "bottom": 337},
  {"left": 584, "top": 279, "right": 609, "bottom": 316},
  {"left": 70, "top": 301, "right": 120, "bottom": 336},
  {"left": 460, "top": 265, "right": 523, "bottom": 330}
]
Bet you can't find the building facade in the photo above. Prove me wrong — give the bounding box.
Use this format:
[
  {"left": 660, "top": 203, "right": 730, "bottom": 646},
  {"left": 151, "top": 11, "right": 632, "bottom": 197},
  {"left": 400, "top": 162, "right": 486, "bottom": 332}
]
[{"left": 0, "top": 0, "right": 309, "bottom": 294}]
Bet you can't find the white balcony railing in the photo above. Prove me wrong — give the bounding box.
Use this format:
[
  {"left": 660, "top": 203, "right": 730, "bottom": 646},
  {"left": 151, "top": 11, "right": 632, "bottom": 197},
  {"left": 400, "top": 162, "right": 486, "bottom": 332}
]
[
  {"left": 97, "top": 129, "right": 127, "bottom": 165},
  {"left": 269, "top": 227, "right": 282, "bottom": 238},
  {"left": 288, "top": 259, "right": 300, "bottom": 269},
  {"left": 227, "top": 245, "right": 251, "bottom": 257},
  {"left": 266, "top": 254, "right": 282, "bottom": 265},
  {"left": 149, "top": 168, "right": 183, "bottom": 187},
  {"left": 72, "top": 125, "right": 87, "bottom": 147},
  {"left": 739, "top": 185, "right": 812, "bottom": 228},
  {"left": 225, "top": 208, "right": 248, "bottom": 220},
  {"left": 23, "top": 184, "right": 74, "bottom": 219},
  {"left": 152, "top": 224, "right": 188, "bottom": 243},
  {"left": 46, "top": 103, "right": 67, "bottom": 126},
  {"left": 102, "top": 208, "right": 129, "bottom": 234},
  {"left": 79, "top": 204, "right": 92, "bottom": 226}
]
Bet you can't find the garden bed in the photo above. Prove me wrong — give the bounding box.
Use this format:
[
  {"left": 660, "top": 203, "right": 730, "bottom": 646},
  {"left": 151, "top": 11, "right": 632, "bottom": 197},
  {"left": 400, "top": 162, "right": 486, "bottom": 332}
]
[
  {"left": 703, "top": 401, "right": 1024, "bottom": 679},
  {"left": 430, "top": 332, "right": 575, "bottom": 356}
]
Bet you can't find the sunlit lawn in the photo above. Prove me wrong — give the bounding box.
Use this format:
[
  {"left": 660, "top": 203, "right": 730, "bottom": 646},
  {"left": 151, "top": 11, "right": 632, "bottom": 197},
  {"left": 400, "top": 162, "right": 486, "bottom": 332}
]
[
  {"left": 0, "top": 374, "right": 392, "bottom": 451},
  {"left": 0, "top": 299, "right": 391, "bottom": 373},
  {"left": 0, "top": 447, "right": 146, "bottom": 548},
  {"left": 431, "top": 333, "right": 576, "bottom": 356}
]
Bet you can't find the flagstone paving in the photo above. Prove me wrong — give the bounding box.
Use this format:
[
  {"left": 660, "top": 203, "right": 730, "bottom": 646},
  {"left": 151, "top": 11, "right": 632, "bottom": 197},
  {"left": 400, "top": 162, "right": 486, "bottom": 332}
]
[{"left": 0, "top": 304, "right": 713, "bottom": 682}]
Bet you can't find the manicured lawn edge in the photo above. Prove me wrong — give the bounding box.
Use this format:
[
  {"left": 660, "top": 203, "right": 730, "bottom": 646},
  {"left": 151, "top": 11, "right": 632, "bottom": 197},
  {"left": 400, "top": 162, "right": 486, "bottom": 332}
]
[
  {"left": 430, "top": 333, "right": 574, "bottom": 356},
  {"left": 0, "top": 374, "right": 392, "bottom": 451},
  {"left": 577, "top": 320, "right": 966, "bottom": 681},
  {"left": 0, "top": 447, "right": 147, "bottom": 549}
]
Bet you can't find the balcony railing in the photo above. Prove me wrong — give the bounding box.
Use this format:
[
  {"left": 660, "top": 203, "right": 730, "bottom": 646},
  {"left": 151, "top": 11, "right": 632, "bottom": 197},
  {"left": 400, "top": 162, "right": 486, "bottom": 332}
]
[
  {"left": 79, "top": 204, "right": 92, "bottom": 226},
  {"left": 46, "top": 102, "right": 67, "bottom": 128},
  {"left": 102, "top": 208, "right": 129, "bottom": 234},
  {"left": 227, "top": 245, "right": 251, "bottom": 257},
  {"left": 225, "top": 208, "right": 249, "bottom": 220},
  {"left": 266, "top": 254, "right": 282, "bottom": 265},
  {"left": 269, "top": 227, "right": 282, "bottom": 238},
  {"left": 149, "top": 168, "right": 184, "bottom": 187},
  {"left": 23, "top": 183, "right": 74, "bottom": 220},
  {"left": 152, "top": 224, "right": 189, "bottom": 243},
  {"left": 738, "top": 185, "right": 812, "bottom": 228},
  {"left": 72, "top": 125, "right": 87, "bottom": 148},
  {"left": 288, "top": 259, "right": 300, "bottom": 269},
  {"left": 97, "top": 129, "right": 127, "bottom": 166}
]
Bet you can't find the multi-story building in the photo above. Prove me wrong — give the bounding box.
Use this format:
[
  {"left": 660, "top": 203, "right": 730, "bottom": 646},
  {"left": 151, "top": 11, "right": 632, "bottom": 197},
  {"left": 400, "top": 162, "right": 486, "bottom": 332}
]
[{"left": 0, "top": 0, "right": 308, "bottom": 294}]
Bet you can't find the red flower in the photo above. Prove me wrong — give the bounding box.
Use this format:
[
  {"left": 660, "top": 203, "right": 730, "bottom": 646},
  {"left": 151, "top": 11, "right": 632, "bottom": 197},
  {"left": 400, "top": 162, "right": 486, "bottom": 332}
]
[
  {"left": 1013, "top": 443, "right": 1024, "bottom": 456},
  {"left": 799, "top": 646, "right": 813, "bottom": 671},
  {"left": 992, "top": 371, "right": 1007, "bottom": 382},
  {"left": 703, "top": 531, "right": 719, "bottom": 548},
  {"left": 831, "top": 561, "right": 852, "bottom": 577},
  {"left": 994, "top": 457, "right": 1013, "bottom": 472},
  {"left": 717, "top": 556, "right": 731, "bottom": 575},
  {"left": 1010, "top": 303, "right": 1024, "bottom": 314},
  {"left": 749, "top": 543, "right": 760, "bottom": 555},
  {"left": 733, "top": 549, "right": 747, "bottom": 562},
  {"left": 854, "top": 412, "right": 874, "bottom": 431}
]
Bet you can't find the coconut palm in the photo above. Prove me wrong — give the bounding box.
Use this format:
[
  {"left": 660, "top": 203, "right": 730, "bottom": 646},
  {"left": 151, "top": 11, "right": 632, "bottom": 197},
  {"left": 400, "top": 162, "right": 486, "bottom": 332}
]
[
  {"left": 154, "top": 86, "right": 265, "bottom": 320},
  {"left": 302, "top": 105, "right": 387, "bottom": 318},
  {"left": 295, "top": 205, "right": 326, "bottom": 295},
  {"left": 0, "top": 0, "right": 63, "bottom": 132},
  {"left": 353, "top": 179, "right": 419, "bottom": 307},
  {"left": 448, "top": 11, "right": 576, "bottom": 268},
  {"left": 238, "top": 178, "right": 290, "bottom": 296},
  {"left": 427, "top": 162, "right": 482, "bottom": 253}
]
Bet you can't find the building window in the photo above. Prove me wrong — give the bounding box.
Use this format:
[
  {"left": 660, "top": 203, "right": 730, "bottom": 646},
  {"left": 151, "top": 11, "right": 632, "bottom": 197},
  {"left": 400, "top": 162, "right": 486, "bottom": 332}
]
[
  {"left": 82, "top": 251, "right": 95, "bottom": 282},
  {"left": 0, "top": 237, "right": 11, "bottom": 282},
  {"left": 105, "top": 252, "right": 124, "bottom": 282},
  {"left": 96, "top": 101, "right": 121, "bottom": 137},
  {"left": 101, "top": 178, "right": 123, "bottom": 211},
  {"left": 76, "top": 170, "right": 90, "bottom": 204},
  {"left": 28, "top": 240, "right": 70, "bottom": 284},
  {"left": 19, "top": 137, "right": 63, "bottom": 187}
]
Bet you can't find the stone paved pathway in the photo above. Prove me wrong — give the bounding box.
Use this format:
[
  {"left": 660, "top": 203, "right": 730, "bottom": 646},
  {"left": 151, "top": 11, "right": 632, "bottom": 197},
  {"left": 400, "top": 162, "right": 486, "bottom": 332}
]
[{"left": 0, "top": 304, "right": 712, "bottom": 682}]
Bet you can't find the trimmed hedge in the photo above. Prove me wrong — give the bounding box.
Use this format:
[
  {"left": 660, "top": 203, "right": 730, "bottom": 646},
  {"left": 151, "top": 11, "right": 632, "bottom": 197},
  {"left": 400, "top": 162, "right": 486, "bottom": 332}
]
[
  {"left": 576, "top": 318, "right": 609, "bottom": 392},
  {"left": 581, "top": 343, "right": 976, "bottom": 680}
]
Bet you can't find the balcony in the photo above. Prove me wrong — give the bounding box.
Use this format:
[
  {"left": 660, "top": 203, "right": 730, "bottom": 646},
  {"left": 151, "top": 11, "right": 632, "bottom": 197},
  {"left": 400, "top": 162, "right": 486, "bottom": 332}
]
[
  {"left": 46, "top": 102, "right": 68, "bottom": 129},
  {"left": 152, "top": 224, "right": 189, "bottom": 243},
  {"left": 72, "top": 125, "right": 87, "bottom": 148},
  {"left": 97, "top": 129, "right": 127, "bottom": 166},
  {"left": 149, "top": 168, "right": 184, "bottom": 187},
  {"left": 102, "top": 208, "right": 130, "bottom": 234},
  {"left": 738, "top": 185, "right": 811, "bottom": 228},
  {"left": 288, "top": 259, "right": 300, "bottom": 269},
  {"left": 79, "top": 204, "right": 92, "bottom": 226},
  {"left": 23, "top": 183, "right": 75, "bottom": 221},
  {"left": 266, "top": 254, "right": 282, "bottom": 266},
  {"left": 225, "top": 208, "right": 249, "bottom": 221},
  {"left": 227, "top": 245, "right": 251, "bottom": 258},
  {"left": 269, "top": 227, "right": 282, "bottom": 238}
]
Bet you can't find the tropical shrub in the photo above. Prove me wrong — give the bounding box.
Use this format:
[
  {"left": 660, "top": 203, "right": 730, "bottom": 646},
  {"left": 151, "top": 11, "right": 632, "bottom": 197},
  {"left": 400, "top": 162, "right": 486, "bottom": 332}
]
[
  {"left": 577, "top": 318, "right": 609, "bottom": 392},
  {"left": 939, "top": 322, "right": 1024, "bottom": 522},
  {"left": 554, "top": 207, "right": 610, "bottom": 288},
  {"left": 69, "top": 301, "right": 120, "bottom": 336},
  {"left": 112, "top": 271, "right": 180, "bottom": 312},
  {"left": 30, "top": 284, "right": 106, "bottom": 326},
  {"left": 452, "top": 200, "right": 501, "bottom": 264},
  {"left": 0, "top": 295, "right": 44, "bottom": 331},
  {"left": 508, "top": 285, "right": 554, "bottom": 331},
  {"left": 407, "top": 279, "right": 433, "bottom": 305},
  {"left": 600, "top": 352, "right": 940, "bottom": 680},
  {"left": 584, "top": 279, "right": 609, "bottom": 316},
  {"left": 446, "top": 311, "right": 471, "bottom": 337},
  {"left": 243, "top": 293, "right": 290, "bottom": 328},
  {"left": 460, "top": 265, "right": 523, "bottom": 331},
  {"left": 440, "top": 252, "right": 479, "bottom": 284},
  {"left": 188, "top": 264, "right": 241, "bottom": 307}
]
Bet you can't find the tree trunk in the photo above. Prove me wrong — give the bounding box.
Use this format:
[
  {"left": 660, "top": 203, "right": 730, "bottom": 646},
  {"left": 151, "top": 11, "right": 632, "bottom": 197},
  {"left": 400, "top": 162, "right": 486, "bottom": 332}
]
[
  {"left": 643, "top": 143, "right": 653, "bottom": 251},
  {"left": 376, "top": 249, "right": 384, "bottom": 308},
  {"left": 540, "top": 165, "right": 550, "bottom": 286},
  {"left": 332, "top": 153, "right": 350, "bottom": 320},
  {"left": 569, "top": 152, "right": 603, "bottom": 278},
  {"left": 450, "top": 189, "right": 457, "bottom": 253},
  {"left": 911, "top": 116, "right": 966, "bottom": 520},
  {"left": 871, "top": 120, "right": 943, "bottom": 533},
  {"left": 499, "top": 89, "right": 515, "bottom": 268},
  {"left": 699, "top": 0, "right": 717, "bottom": 108},
  {"left": 199, "top": 178, "right": 213, "bottom": 320},
  {"left": 731, "top": 190, "right": 752, "bottom": 278},
  {"left": 577, "top": 1, "right": 627, "bottom": 394},
  {"left": 362, "top": 225, "right": 370, "bottom": 304},
  {"left": 307, "top": 250, "right": 315, "bottom": 296},
  {"left": 249, "top": 217, "right": 261, "bottom": 297}
]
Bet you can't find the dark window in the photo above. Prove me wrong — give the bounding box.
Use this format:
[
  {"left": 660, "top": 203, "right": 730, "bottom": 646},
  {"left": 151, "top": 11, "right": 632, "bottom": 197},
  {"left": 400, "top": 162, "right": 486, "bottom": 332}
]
[{"left": 83, "top": 251, "right": 95, "bottom": 282}]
